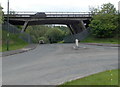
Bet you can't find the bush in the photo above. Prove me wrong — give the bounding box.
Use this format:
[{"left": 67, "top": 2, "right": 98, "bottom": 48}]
[
  {"left": 27, "top": 25, "right": 50, "bottom": 43},
  {"left": 45, "top": 28, "right": 64, "bottom": 43},
  {"left": 90, "top": 19, "right": 117, "bottom": 38},
  {"left": 31, "top": 35, "right": 38, "bottom": 43},
  {"left": 27, "top": 25, "right": 70, "bottom": 43}
]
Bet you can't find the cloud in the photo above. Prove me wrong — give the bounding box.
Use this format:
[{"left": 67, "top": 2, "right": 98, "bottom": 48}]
[{"left": 0, "top": 0, "right": 119, "bottom": 12}]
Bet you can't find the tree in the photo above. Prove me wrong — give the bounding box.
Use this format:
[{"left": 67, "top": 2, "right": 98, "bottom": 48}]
[
  {"left": 26, "top": 25, "right": 50, "bottom": 43},
  {"left": 100, "top": 3, "right": 116, "bottom": 14},
  {"left": 45, "top": 28, "right": 64, "bottom": 43},
  {"left": 56, "top": 26, "right": 71, "bottom": 36},
  {"left": 26, "top": 25, "right": 71, "bottom": 43},
  {"left": 89, "top": 3, "right": 117, "bottom": 38}
]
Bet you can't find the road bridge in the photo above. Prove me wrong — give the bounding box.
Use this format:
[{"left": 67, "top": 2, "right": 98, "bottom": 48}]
[{"left": 4, "top": 12, "right": 92, "bottom": 34}]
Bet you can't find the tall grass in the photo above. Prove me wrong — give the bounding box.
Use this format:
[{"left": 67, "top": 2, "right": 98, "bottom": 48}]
[{"left": 1, "top": 30, "right": 28, "bottom": 52}]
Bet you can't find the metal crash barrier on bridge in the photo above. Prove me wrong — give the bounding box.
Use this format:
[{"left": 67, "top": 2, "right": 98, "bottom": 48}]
[{"left": 4, "top": 11, "right": 93, "bottom": 18}]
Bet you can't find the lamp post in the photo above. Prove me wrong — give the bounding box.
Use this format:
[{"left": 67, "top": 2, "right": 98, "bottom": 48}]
[{"left": 6, "top": 0, "right": 9, "bottom": 51}]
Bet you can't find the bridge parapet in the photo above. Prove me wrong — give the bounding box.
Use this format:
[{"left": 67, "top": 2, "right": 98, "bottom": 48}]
[{"left": 4, "top": 11, "right": 93, "bottom": 18}]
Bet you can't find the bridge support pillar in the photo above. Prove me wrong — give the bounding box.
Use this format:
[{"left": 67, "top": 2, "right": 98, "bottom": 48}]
[
  {"left": 67, "top": 24, "right": 75, "bottom": 35},
  {"left": 71, "top": 24, "right": 81, "bottom": 34},
  {"left": 79, "top": 20, "right": 86, "bottom": 30},
  {"left": 21, "top": 21, "right": 29, "bottom": 32},
  {"left": 68, "top": 20, "right": 86, "bottom": 34}
]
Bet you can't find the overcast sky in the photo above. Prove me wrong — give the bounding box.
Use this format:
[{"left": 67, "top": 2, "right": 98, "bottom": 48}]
[{"left": 0, "top": 0, "right": 119, "bottom": 12}]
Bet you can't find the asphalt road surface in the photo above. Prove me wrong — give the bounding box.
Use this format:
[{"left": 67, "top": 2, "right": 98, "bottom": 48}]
[{"left": 2, "top": 44, "right": 118, "bottom": 85}]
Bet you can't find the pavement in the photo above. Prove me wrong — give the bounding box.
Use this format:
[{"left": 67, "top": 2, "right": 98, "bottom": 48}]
[
  {"left": 2, "top": 43, "right": 118, "bottom": 85},
  {"left": 2, "top": 44, "right": 37, "bottom": 57},
  {"left": 83, "top": 43, "right": 120, "bottom": 47}
]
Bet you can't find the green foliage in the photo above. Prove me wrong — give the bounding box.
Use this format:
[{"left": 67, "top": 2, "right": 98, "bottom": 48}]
[
  {"left": 56, "top": 26, "right": 71, "bottom": 36},
  {"left": 45, "top": 28, "right": 64, "bottom": 43},
  {"left": 59, "top": 69, "right": 118, "bottom": 86},
  {"left": 100, "top": 3, "right": 116, "bottom": 14},
  {"left": 0, "top": 28, "right": 2, "bottom": 40},
  {"left": 27, "top": 25, "right": 69, "bottom": 43},
  {"left": 90, "top": 16, "right": 117, "bottom": 38},
  {"left": 81, "top": 34, "right": 118, "bottom": 44},
  {"left": 2, "top": 30, "right": 28, "bottom": 52},
  {"left": 0, "top": 5, "right": 3, "bottom": 24},
  {"left": 38, "top": 36, "right": 49, "bottom": 43},
  {"left": 89, "top": 3, "right": 117, "bottom": 38},
  {"left": 26, "top": 25, "right": 50, "bottom": 43},
  {"left": 57, "top": 40, "right": 64, "bottom": 43},
  {"left": 16, "top": 25, "right": 22, "bottom": 30}
]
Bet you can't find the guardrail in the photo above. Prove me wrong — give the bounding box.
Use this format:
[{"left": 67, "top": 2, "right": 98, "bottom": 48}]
[
  {"left": 4, "top": 11, "right": 91, "bottom": 14},
  {"left": 4, "top": 11, "right": 93, "bottom": 18},
  {"left": 46, "top": 14, "right": 92, "bottom": 17}
]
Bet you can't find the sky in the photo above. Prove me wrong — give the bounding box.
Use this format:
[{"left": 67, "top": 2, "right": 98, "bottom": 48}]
[{"left": 0, "top": 0, "right": 120, "bottom": 12}]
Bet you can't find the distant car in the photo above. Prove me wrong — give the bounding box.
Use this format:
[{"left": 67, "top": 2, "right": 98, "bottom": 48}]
[
  {"left": 39, "top": 40, "right": 45, "bottom": 44},
  {"left": 31, "top": 12, "right": 46, "bottom": 18}
]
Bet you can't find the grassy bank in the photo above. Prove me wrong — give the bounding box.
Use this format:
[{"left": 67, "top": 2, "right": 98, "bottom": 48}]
[
  {"left": 1, "top": 30, "right": 28, "bottom": 52},
  {"left": 0, "top": 29, "right": 2, "bottom": 52},
  {"left": 81, "top": 35, "right": 119, "bottom": 44},
  {"left": 59, "top": 69, "right": 119, "bottom": 86}
]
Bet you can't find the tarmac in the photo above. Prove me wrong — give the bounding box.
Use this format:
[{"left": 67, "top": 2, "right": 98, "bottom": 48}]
[
  {"left": 1, "top": 43, "right": 119, "bottom": 57},
  {"left": 2, "top": 43, "right": 118, "bottom": 85}
]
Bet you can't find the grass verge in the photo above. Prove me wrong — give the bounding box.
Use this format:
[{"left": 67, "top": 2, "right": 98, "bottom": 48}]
[
  {"left": 59, "top": 69, "right": 119, "bottom": 86},
  {"left": 81, "top": 35, "right": 119, "bottom": 44},
  {"left": 1, "top": 30, "right": 28, "bottom": 52},
  {"left": 2, "top": 42, "right": 28, "bottom": 52},
  {"left": 0, "top": 46, "right": 2, "bottom": 52}
]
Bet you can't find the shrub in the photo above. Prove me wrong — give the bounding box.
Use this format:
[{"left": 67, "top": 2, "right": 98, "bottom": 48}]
[
  {"left": 90, "top": 19, "right": 117, "bottom": 38},
  {"left": 45, "top": 28, "right": 64, "bottom": 43}
]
